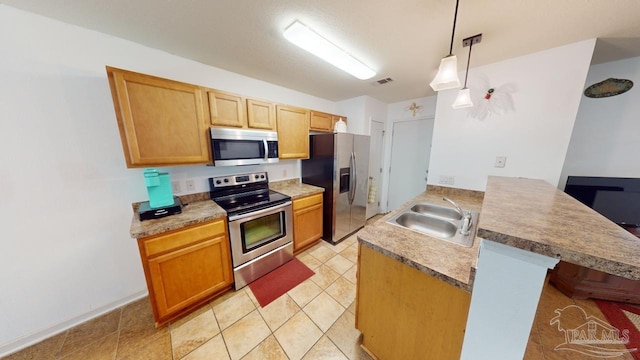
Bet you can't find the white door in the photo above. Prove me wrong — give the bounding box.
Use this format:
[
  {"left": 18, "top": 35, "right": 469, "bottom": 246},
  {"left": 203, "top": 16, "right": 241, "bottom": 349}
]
[
  {"left": 366, "top": 120, "right": 384, "bottom": 219},
  {"left": 387, "top": 118, "right": 434, "bottom": 211}
]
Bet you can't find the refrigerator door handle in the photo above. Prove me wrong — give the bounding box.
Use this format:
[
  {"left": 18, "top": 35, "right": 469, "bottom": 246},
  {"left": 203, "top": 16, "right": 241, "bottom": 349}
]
[{"left": 349, "top": 151, "right": 357, "bottom": 205}]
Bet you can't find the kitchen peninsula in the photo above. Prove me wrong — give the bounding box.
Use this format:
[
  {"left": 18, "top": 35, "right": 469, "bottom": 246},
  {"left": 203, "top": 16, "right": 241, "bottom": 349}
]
[{"left": 356, "top": 176, "right": 640, "bottom": 360}]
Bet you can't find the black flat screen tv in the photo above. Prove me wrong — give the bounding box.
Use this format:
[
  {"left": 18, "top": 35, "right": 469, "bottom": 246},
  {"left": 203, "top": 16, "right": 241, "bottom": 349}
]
[{"left": 564, "top": 176, "right": 640, "bottom": 227}]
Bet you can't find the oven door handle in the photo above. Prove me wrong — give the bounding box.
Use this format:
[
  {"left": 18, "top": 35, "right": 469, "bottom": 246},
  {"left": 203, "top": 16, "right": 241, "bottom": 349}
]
[{"left": 228, "top": 201, "right": 292, "bottom": 222}]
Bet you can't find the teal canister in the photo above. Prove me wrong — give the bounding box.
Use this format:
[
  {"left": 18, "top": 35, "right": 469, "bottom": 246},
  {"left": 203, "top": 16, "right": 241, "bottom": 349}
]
[{"left": 143, "top": 168, "right": 174, "bottom": 208}]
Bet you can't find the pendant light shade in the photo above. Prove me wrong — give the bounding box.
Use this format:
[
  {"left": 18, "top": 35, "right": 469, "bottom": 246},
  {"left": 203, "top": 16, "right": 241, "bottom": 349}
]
[
  {"left": 429, "top": 55, "right": 461, "bottom": 91},
  {"left": 430, "top": 0, "right": 462, "bottom": 91},
  {"left": 452, "top": 87, "right": 473, "bottom": 109},
  {"left": 452, "top": 33, "right": 482, "bottom": 110}
]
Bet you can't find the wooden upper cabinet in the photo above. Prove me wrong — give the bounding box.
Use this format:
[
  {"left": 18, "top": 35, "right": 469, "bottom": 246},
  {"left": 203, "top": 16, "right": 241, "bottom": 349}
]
[
  {"left": 276, "top": 105, "right": 310, "bottom": 159},
  {"left": 247, "top": 98, "right": 277, "bottom": 131},
  {"left": 106, "top": 67, "right": 211, "bottom": 168},
  {"left": 208, "top": 90, "right": 246, "bottom": 128},
  {"left": 310, "top": 111, "right": 333, "bottom": 132}
]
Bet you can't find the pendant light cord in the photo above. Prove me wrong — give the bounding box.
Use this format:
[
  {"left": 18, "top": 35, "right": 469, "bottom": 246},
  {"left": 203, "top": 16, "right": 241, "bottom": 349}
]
[
  {"left": 448, "top": 0, "right": 460, "bottom": 56},
  {"left": 463, "top": 41, "right": 472, "bottom": 88}
]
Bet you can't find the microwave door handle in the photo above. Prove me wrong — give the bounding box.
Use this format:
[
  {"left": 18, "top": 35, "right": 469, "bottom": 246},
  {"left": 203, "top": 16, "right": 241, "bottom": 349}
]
[{"left": 263, "top": 139, "right": 268, "bottom": 161}]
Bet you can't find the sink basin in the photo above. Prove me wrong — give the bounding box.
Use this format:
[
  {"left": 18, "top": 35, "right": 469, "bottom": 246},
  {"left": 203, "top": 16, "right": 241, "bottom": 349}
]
[
  {"left": 410, "top": 203, "right": 463, "bottom": 220},
  {"left": 394, "top": 212, "right": 457, "bottom": 238},
  {"left": 386, "top": 200, "right": 478, "bottom": 247}
]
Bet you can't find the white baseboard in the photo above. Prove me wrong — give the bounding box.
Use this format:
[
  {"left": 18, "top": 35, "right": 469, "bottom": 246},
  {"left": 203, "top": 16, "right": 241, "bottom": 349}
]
[{"left": 0, "top": 290, "right": 148, "bottom": 358}]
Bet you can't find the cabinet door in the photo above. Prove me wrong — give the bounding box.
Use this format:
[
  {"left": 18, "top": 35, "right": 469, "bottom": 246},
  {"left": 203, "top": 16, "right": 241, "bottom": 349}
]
[
  {"left": 106, "top": 67, "right": 211, "bottom": 167},
  {"left": 147, "top": 233, "right": 232, "bottom": 322},
  {"left": 208, "top": 90, "right": 246, "bottom": 128},
  {"left": 247, "top": 98, "right": 276, "bottom": 130},
  {"left": 293, "top": 194, "right": 323, "bottom": 252},
  {"left": 276, "top": 105, "right": 310, "bottom": 159},
  {"left": 310, "top": 111, "right": 333, "bottom": 132}
]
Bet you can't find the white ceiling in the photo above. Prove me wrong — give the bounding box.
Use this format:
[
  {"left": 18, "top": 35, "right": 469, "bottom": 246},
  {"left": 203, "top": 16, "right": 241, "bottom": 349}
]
[{"left": 3, "top": 0, "right": 640, "bottom": 103}]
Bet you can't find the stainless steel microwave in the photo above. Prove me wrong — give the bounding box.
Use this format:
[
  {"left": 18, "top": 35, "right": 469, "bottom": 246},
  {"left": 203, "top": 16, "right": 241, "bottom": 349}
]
[{"left": 210, "top": 128, "right": 279, "bottom": 166}]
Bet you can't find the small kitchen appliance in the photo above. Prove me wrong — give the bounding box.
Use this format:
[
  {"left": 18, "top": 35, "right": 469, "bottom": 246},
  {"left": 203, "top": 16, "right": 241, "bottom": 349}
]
[{"left": 137, "top": 168, "right": 182, "bottom": 221}]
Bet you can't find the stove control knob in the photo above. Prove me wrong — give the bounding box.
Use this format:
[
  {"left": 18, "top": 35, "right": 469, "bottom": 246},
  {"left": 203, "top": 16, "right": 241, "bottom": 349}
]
[
  {"left": 255, "top": 174, "right": 259, "bottom": 179},
  {"left": 261, "top": 174, "right": 265, "bottom": 179},
  {"left": 215, "top": 180, "right": 222, "bottom": 185},
  {"left": 224, "top": 178, "right": 229, "bottom": 183}
]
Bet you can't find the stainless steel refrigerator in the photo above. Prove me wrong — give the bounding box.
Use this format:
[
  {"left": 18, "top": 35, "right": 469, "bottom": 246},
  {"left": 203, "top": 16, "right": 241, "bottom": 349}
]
[{"left": 301, "top": 133, "right": 370, "bottom": 244}]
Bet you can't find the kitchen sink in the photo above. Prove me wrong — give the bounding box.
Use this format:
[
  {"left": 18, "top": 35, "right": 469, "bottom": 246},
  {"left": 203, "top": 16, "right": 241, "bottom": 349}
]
[
  {"left": 386, "top": 201, "right": 478, "bottom": 247},
  {"left": 410, "top": 203, "right": 463, "bottom": 220}
]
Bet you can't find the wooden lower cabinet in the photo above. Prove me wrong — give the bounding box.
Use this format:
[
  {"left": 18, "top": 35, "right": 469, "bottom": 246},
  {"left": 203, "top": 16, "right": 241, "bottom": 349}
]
[
  {"left": 293, "top": 193, "right": 323, "bottom": 253},
  {"left": 356, "top": 244, "right": 471, "bottom": 360},
  {"left": 137, "top": 219, "right": 233, "bottom": 326}
]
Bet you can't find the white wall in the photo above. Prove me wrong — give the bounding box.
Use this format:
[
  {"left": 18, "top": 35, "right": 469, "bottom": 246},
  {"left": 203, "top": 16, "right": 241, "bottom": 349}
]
[
  {"left": 0, "top": 5, "right": 337, "bottom": 355},
  {"left": 559, "top": 56, "right": 640, "bottom": 188},
  {"left": 428, "top": 39, "right": 596, "bottom": 191}
]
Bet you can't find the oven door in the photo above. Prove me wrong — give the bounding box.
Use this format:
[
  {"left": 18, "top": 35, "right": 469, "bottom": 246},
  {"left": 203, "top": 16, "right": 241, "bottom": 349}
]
[{"left": 227, "top": 201, "right": 293, "bottom": 267}]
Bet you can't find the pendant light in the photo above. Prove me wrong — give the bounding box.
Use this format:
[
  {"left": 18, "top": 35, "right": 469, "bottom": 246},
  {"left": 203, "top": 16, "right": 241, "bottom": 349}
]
[
  {"left": 430, "top": 0, "right": 462, "bottom": 91},
  {"left": 452, "top": 33, "right": 482, "bottom": 109}
]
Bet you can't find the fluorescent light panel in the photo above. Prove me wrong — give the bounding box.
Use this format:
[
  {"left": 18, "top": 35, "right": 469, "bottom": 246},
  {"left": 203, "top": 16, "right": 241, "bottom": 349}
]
[{"left": 284, "top": 21, "right": 376, "bottom": 80}]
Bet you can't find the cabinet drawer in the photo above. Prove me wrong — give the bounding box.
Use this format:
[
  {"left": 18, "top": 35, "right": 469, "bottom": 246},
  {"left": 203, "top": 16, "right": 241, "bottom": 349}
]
[
  {"left": 293, "top": 193, "right": 323, "bottom": 211},
  {"left": 142, "top": 219, "right": 227, "bottom": 257}
]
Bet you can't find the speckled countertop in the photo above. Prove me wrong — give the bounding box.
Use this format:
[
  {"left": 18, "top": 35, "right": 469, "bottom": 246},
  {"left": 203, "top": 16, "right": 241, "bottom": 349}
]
[
  {"left": 129, "top": 179, "right": 324, "bottom": 239},
  {"left": 478, "top": 176, "right": 640, "bottom": 280},
  {"left": 357, "top": 186, "right": 484, "bottom": 292}
]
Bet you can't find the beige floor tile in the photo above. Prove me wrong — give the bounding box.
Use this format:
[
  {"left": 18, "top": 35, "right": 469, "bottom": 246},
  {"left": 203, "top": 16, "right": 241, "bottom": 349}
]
[
  {"left": 117, "top": 333, "right": 172, "bottom": 360},
  {"left": 258, "top": 294, "right": 301, "bottom": 332},
  {"left": 310, "top": 265, "right": 341, "bottom": 289},
  {"left": 302, "top": 335, "right": 348, "bottom": 360},
  {"left": 181, "top": 334, "right": 230, "bottom": 360},
  {"left": 171, "top": 309, "right": 220, "bottom": 359},
  {"left": 288, "top": 279, "right": 323, "bottom": 308},
  {"left": 346, "top": 301, "right": 356, "bottom": 315},
  {"left": 340, "top": 245, "right": 358, "bottom": 264},
  {"left": 342, "top": 235, "right": 358, "bottom": 246},
  {"left": 58, "top": 308, "right": 121, "bottom": 356},
  {"left": 343, "top": 265, "right": 357, "bottom": 284},
  {"left": 304, "top": 292, "right": 345, "bottom": 332},
  {"left": 213, "top": 290, "right": 256, "bottom": 330},
  {"left": 169, "top": 303, "right": 213, "bottom": 329},
  {"left": 116, "top": 299, "right": 168, "bottom": 358},
  {"left": 274, "top": 311, "right": 323, "bottom": 360},
  {"left": 2, "top": 331, "right": 67, "bottom": 360},
  {"left": 332, "top": 240, "right": 352, "bottom": 254},
  {"left": 241, "top": 335, "right": 288, "bottom": 360},
  {"left": 309, "top": 244, "right": 338, "bottom": 263},
  {"left": 326, "top": 277, "right": 356, "bottom": 308},
  {"left": 222, "top": 310, "right": 271, "bottom": 360},
  {"left": 59, "top": 332, "right": 118, "bottom": 360},
  {"left": 324, "top": 254, "right": 354, "bottom": 275},
  {"left": 326, "top": 311, "right": 363, "bottom": 360},
  {"left": 244, "top": 287, "right": 261, "bottom": 307},
  {"left": 297, "top": 253, "right": 322, "bottom": 271}
]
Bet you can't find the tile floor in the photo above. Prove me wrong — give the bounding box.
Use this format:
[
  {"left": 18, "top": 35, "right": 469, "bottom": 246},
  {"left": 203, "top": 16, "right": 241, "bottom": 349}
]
[{"left": 4, "top": 215, "right": 635, "bottom": 360}]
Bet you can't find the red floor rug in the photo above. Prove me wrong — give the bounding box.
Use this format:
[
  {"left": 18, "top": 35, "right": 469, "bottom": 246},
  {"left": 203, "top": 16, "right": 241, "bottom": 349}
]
[
  {"left": 596, "top": 300, "right": 640, "bottom": 359},
  {"left": 248, "top": 258, "right": 315, "bottom": 307}
]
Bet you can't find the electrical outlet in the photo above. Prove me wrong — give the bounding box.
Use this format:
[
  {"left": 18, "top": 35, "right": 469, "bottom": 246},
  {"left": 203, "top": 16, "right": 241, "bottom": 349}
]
[
  {"left": 186, "top": 179, "right": 195, "bottom": 192},
  {"left": 438, "top": 175, "right": 455, "bottom": 185},
  {"left": 171, "top": 181, "right": 181, "bottom": 193},
  {"left": 495, "top": 156, "right": 507, "bottom": 168}
]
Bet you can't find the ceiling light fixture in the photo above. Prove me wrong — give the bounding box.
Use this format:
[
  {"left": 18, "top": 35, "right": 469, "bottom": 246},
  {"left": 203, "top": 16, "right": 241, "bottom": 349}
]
[
  {"left": 452, "top": 33, "right": 482, "bottom": 109},
  {"left": 283, "top": 20, "right": 376, "bottom": 80},
  {"left": 429, "top": 0, "right": 462, "bottom": 91}
]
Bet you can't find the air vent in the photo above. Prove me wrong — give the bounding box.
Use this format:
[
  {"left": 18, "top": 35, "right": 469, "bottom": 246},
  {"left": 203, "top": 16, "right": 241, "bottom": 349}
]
[{"left": 376, "top": 77, "right": 393, "bottom": 85}]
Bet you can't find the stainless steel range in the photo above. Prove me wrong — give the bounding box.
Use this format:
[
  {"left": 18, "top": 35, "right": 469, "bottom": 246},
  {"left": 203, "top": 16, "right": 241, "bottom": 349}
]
[{"left": 209, "top": 172, "right": 293, "bottom": 289}]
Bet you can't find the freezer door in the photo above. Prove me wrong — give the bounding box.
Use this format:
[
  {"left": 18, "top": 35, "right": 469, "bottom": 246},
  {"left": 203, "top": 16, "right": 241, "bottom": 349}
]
[
  {"left": 334, "top": 133, "right": 353, "bottom": 242},
  {"left": 350, "top": 135, "right": 370, "bottom": 233}
]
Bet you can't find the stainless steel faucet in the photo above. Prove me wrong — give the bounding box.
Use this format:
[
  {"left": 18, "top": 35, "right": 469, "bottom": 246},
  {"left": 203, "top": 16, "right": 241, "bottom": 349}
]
[
  {"left": 443, "top": 197, "right": 473, "bottom": 235},
  {"left": 442, "top": 197, "right": 464, "bottom": 218}
]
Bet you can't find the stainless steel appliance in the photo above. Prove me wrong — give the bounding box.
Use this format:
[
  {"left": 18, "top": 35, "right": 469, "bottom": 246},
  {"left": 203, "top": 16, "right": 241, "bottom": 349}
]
[
  {"left": 210, "top": 128, "right": 279, "bottom": 166},
  {"left": 301, "top": 133, "right": 370, "bottom": 244},
  {"left": 209, "top": 172, "right": 293, "bottom": 289}
]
